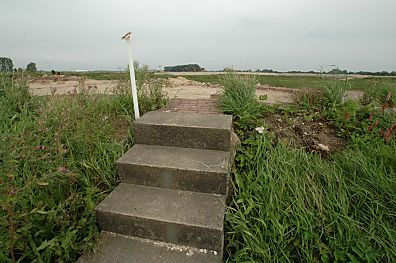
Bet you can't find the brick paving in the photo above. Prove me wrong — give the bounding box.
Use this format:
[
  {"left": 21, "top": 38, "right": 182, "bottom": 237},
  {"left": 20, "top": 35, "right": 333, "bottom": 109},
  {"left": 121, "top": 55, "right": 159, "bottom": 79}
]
[{"left": 161, "top": 99, "right": 222, "bottom": 114}]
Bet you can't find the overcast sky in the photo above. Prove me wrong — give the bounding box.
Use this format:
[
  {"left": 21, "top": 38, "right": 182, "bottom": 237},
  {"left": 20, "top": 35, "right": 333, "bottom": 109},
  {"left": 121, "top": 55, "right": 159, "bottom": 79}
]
[{"left": 1, "top": 0, "right": 395, "bottom": 72}]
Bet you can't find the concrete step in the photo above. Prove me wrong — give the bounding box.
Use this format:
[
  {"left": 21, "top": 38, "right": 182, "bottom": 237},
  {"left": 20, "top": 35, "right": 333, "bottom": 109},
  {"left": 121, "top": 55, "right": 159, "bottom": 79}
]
[
  {"left": 117, "top": 144, "right": 230, "bottom": 194},
  {"left": 134, "top": 111, "right": 232, "bottom": 151},
  {"left": 78, "top": 232, "right": 222, "bottom": 263},
  {"left": 96, "top": 183, "right": 225, "bottom": 252}
]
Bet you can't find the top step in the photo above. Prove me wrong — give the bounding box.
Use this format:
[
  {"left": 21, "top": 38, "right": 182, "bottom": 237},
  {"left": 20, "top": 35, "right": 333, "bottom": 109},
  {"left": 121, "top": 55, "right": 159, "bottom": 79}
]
[{"left": 135, "top": 111, "right": 233, "bottom": 151}]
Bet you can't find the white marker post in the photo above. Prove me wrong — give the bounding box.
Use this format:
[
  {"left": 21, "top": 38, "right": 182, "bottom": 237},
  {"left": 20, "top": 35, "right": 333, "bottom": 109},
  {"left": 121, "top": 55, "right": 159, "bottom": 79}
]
[{"left": 122, "top": 32, "right": 140, "bottom": 120}]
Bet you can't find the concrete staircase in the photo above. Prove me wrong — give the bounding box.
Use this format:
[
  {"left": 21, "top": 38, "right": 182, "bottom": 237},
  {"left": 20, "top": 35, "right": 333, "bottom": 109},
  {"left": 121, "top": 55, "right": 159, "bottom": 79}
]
[{"left": 79, "top": 111, "right": 234, "bottom": 263}]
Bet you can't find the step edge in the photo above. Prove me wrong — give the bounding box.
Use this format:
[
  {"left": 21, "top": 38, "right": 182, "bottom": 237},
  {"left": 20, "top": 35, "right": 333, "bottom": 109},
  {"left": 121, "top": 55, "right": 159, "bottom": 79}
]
[
  {"left": 96, "top": 207, "right": 225, "bottom": 231},
  {"left": 135, "top": 122, "right": 232, "bottom": 130},
  {"left": 102, "top": 231, "right": 223, "bottom": 256},
  {"left": 96, "top": 184, "right": 226, "bottom": 230},
  {"left": 116, "top": 161, "right": 230, "bottom": 174}
]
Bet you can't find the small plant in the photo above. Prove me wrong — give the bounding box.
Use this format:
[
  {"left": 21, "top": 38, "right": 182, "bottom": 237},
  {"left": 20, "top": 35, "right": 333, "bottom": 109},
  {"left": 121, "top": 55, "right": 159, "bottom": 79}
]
[
  {"left": 116, "top": 63, "right": 168, "bottom": 115},
  {"left": 219, "top": 72, "right": 266, "bottom": 134},
  {"left": 320, "top": 78, "right": 348, "bottom": 108},
  {"left": 135, "top": 63, "right": 168, "bottom": 112}
]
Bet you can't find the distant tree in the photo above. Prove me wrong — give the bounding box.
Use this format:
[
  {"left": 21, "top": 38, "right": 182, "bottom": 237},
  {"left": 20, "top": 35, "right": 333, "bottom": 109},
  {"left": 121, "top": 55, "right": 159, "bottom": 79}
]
[
  {"left": 223, "top": 67, "right": 234, "bottom": 72},
  {"left": 0, "top": 57, "right": 14, "bottom": 72},
  {"left": 329, "top": 68, "right": 348, "bottom": 75},
  {"left": 164, "top": 64, "right": 204, "bottom": 72},
  {"left": 26, "top": 62, "right": 37, "bottom": 72}
]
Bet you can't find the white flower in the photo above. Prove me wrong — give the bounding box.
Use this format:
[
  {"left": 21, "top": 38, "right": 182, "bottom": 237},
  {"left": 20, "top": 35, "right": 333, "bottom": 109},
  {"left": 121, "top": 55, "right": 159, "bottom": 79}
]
[{"left": 255, "top": 126, "right": 265, "bottom": 134}]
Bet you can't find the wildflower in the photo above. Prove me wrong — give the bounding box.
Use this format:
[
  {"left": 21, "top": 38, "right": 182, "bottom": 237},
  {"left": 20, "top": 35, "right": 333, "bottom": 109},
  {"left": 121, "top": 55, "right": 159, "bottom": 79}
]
[
  {"left": 385, "top": 91, "right": 392, "bottom": 102},
  {"left": 380, "top": 128, "right": 384, "bottom": 136},
  {"left": 384, "top": 128, "right": 392, "bottom": 143},
  {"left": 345, "top": 112, "right": 350, "bottom": 121},
  {"left": 35, "top": 145, "right": 45, "bottom": 150},
  {"left": 374, "top": 119, "right": 379, "bottom": 127},
  {"left": 368, "top": 112, "right": 373, "bottom": 121},
  {"left": 8, "top": 190, "right": 17, "bottom": 196},
  {"left": 58, "top": 166, "right": 70, "bottom": 174},
  {"left": 381, "top": 103, "right": 388, "bottom": 112},
  {"left": 255, "top": 126, "right": 265, "bottom": 134}
]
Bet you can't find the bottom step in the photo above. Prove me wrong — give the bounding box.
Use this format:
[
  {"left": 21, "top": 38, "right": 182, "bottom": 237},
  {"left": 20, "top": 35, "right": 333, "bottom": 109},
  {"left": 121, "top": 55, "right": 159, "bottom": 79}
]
[{"left": 78, "top": 232, "right": 222, "bottom": 263}]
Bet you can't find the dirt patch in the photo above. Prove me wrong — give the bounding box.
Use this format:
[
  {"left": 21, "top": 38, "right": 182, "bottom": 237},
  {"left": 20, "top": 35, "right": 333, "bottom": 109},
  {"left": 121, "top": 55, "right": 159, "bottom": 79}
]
[
  {"left": 28, "top": 75, "right": 364, "bottom": 106},
  {"left": 28, "top": 76, "right": 124, "bottom": 96},
  {"left": 164, "top": 77, "right": 222, "bottom": 100},
  {"left": 264, "top": 113, "right": 345, "bottom": 154},
  {"left": 256, "top": 85, "right": 297, "bottom": 104},
  {"left": 166, "top": 77, "right": 297, "bottom": 104}
]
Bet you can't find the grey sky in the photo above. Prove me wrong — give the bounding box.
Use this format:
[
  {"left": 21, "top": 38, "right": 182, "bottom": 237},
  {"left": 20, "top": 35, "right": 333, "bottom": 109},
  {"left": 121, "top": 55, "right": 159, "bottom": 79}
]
[{"left": 1, "top": 0, "right": 395, "bottom": 72}]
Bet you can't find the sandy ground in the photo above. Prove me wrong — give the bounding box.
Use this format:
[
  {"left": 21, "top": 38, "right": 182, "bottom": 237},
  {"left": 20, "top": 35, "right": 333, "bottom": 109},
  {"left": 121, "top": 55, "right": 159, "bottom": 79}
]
[
  {"left": 164, "top": 77, "right": 363, "bottom": 104},
  {"left": 28, "top": 76, "right": 363, "bottom": 104},
  {"left": 28, "top": 77, "right": 122, "bottom": 96},
  {"left": 160, "top": 71, "right": 381, "bottom": 79}
]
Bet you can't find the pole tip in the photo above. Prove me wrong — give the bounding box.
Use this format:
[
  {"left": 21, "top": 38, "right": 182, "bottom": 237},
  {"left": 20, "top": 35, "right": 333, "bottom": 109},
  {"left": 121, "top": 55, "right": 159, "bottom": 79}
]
[{"left": 121, "top": 32, "right": 131, "bottom": 40}]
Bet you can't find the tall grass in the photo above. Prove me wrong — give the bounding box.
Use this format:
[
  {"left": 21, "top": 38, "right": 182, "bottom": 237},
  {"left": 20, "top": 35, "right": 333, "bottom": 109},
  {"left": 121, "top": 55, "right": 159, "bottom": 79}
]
[
  {"left": 0, "top": 67, "right": 167, "bottom": 262},
  {"left": 224, "top": 74, "right": 396, "bottom": 262},
  {"left": 219, "top": 73, "right": 266, "bottom": 132},
  {"left": 226, "top": 134, "right": 396, "bottom": 262}
]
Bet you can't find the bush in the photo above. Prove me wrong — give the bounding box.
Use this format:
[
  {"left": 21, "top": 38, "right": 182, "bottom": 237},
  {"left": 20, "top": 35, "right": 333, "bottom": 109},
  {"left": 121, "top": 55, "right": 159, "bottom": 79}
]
[{"left": 135, "top": 63, "right": 168, "bottom": 113}]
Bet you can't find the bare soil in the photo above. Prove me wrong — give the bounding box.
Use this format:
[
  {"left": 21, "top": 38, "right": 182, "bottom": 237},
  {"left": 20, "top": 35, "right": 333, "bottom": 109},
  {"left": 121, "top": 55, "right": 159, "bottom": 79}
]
[
  {"left": 28, "top": 76, "right": 363, "bottom": 105},
  {"left": 28, "top": 76, "right": 123, "bottom": 96},
  {"left": 264, "top": 113, "right": 345, "bottom": 155}
]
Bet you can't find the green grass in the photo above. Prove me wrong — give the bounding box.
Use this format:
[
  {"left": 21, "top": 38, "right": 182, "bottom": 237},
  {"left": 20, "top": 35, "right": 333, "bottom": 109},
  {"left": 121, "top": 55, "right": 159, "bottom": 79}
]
[
  {"left": 218, "top": 74, "right": 266, "bottom": 131},
  {"left": 221, "top": 73, "right": 396, "bottom": 262},
  {"left": 0, "top": 68, "right": 167, "bottom": 262},
  {"left": 182, "top": 74, "right": 396, "bottom": 91},
  {"left": 67, "top": 71, "right": 128, "bottom": 81},
  {"left": 226, "top": 136, "right": 395, "bottom": 262}
]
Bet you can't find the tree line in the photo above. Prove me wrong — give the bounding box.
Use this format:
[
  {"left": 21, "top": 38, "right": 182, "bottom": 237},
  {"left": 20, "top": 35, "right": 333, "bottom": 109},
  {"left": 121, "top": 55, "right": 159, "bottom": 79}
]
[
  {"left": 252, "top": 68, "right": 396, "bottom": 76},
  {"left": 0, "top": 57, "right": 37, "bottom": 73}
]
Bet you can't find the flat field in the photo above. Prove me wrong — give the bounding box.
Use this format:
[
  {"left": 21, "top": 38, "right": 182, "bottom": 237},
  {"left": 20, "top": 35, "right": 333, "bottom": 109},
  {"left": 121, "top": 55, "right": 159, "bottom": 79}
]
[{"left": 179, "top": 73, "right": 396, "bottom": 91}]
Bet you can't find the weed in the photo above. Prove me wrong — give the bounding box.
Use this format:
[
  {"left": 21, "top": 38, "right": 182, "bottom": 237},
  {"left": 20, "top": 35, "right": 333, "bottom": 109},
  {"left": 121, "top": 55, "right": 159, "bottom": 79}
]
[{"left": 218, "top": 72, "right": 266, "bottom": 136}]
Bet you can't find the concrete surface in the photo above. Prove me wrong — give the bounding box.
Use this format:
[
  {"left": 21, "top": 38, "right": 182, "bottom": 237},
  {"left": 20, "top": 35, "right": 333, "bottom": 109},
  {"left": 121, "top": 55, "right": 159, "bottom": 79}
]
[
  {"left": 161, "top": 98, "right": 222, "bottom": 114},
  {"left": 117, "top": 144, "right": 230, "bottom": 194},
  {"left": 96, "top": 183, "right": 225, "bottom": 251},
  {"left": 78, "top": 232, "right": 222, "bottom": 263},
  {"left": 134, "top": 111, "right": 232, "bottom": 151}
]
